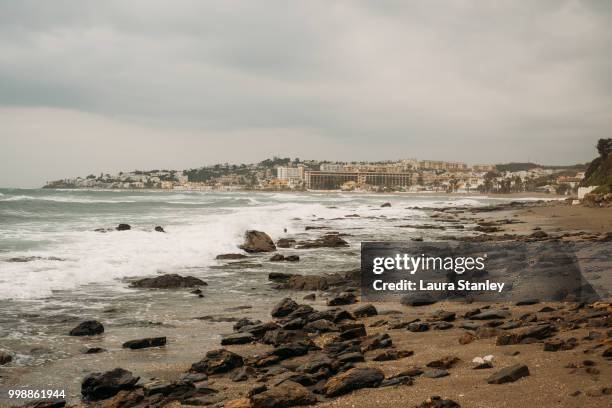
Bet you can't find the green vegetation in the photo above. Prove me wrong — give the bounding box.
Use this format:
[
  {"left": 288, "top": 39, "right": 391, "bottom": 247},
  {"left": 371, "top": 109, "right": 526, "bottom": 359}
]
[{"left": 580, "top": 138, "right": 612, "bottom": 190}]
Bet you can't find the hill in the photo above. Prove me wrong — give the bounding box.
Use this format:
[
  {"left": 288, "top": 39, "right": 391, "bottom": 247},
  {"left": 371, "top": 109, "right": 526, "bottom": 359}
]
[{"left": 580, "top": 138, "right": 612, "bottom": 194}]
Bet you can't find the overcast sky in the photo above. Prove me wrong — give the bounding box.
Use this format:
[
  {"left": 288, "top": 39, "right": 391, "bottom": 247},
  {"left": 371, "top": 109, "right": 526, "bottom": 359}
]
[{"left": 1, "top": 1, "right": 611, "bottom": 187}]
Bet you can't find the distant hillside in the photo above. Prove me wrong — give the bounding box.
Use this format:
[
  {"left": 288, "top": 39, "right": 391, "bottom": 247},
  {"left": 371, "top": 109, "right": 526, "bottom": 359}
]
[
  {"left": 495, "top": 162, "right": 586, "bottom": 172},
  {"left": 580, "top": 138, "right": 612, "bottom": 193}
]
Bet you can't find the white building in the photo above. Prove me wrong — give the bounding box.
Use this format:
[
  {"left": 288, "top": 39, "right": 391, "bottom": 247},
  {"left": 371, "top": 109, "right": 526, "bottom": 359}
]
[{"left": 277, "top": 166, "right": 305, "bottom": 181}]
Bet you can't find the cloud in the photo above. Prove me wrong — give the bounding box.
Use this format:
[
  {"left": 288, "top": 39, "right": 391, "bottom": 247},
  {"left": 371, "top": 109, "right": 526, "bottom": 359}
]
[{"left": 0, "top": 0, "right": 610, "bottom": 186}]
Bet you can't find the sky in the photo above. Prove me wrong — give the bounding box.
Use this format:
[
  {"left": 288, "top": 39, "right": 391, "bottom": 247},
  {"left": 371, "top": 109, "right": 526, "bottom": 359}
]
[{"left": 1, "top": 1, "right": 611, "bottom": 187}]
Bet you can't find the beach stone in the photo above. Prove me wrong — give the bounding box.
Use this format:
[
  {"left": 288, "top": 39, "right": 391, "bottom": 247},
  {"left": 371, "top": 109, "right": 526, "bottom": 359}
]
[
  {"left": 286, "top": 305, "right": 315, "bottom": 320},
  {"left": 603, "top": 347, "right": 612, "bottom": 357},
  {"left": 240, "top": 230, "right": 276, "bottom": 253},
  {"left": 496, "top": 324, "right": 556, "bottom": 345},
  {"left": 122, "top": 336, "right": 167, "bottom": 349},
  {"left": 81, "top": 347, "right": 106, "bottom": 354},
  {"left": 180, "top": 372, "right": 208, "bottom": 383},
  {"left": 373, "top": 350, "right": 414, "bottom": 361},
  {"left": 269, "top": 254, "right": 285, "bottom": 262},
  {"left": 303, "top": 293, "right": 315, "bottom": 301},
  {"left": 116, "top": 224, "right": 131, "bottom": 231},
  {"left": 279, "top": 274, "right": 345, "bottom": 291},
  {"left": 435, "top": 322, "right": 454, "bottom": 330},
  {"left": 543, "top": 338, "right": 577, "bottom": 352},
  {"left": 423, "top": 369, "right": 449, "bottom": 378},
  {"left": 458, "top": 332, "right": 476, "bottom": 345},
  {"left": 469, "top": 310, "right": 510, "bottom": 320},
  {"left": 381, "top": 202, "right": 392, "bottom": 207},
  {"left": 154, "top": 226, "right": 165, "bottom": 233},
  {"left": 69, "top": 320, "right": 104, "bottom": 336},
  {"left": 271, "top": 298, "right": 299, "bottom": 318},
  {"left": 81, "top": 368, "right": 140, "bottom": 401},
  {"left": 327, "top": 292, "right": 356, "bottom": 306},
  {"left": 0, "top": 351, "right": 12, "bottom": 365},
  {"left": 216, "top": 253, "right": 248, "bottom": 260},
  {"left": 323, "top": 367, "right": 385, "bottom": 397},
  {"left": 487, "top": 364, "right": 530, "bottom": 384},
  {"left": 272, "top": 342, "right": 310, "bottom": 359},
  {"left": 408, "top": 322, "right": 430, "bottom": 332},
  {"left": 353, "top": 304, "right": 378, "bottom": 317},
  {"left": 416, "top": 396, "right": 461, "bottom": 408},
  {"left": 339, "top": 323, "right": 366, "bottom": 340},
  {"left": 400, "top": 295, "right": 437, "bottom": 307},
  {"left": 130, "top": 274, "right": 207, "bottom": 289},
  {"left": 295, "top": 234, "right": 349, "bottom": 249},
  {"left": 250, "top": 381, "right": 316, "bottom": 408},
  {"left": 221, "top": 332, "right": 255, "bottom": 345},
  {"left": 380, "top": 375, "right": 412, "bottom": 387},
  {"left": 231, "top": 366, "right": 256, "bottom": 382},
  {"left": 432, "top": 310, "right": 456, "bottom": 322},
  {"left": 276, "top": 238, "right": 296, "bottom": 248},
  {"left": 297, "top": 357, "right": 333, "bottom": 374},
  {"left": 268, "top": 272, "right": 292, "bottom": 282},
  {"left": 286, "top": 255, "right": 300, "bottom": 262},
  {"left": 143, "top": 380, "right": 196, "bottom": 399},
  {"left": 361, "top": 333, "right": 392, "bottom": 351},
  {"left": 191, "top": 349, "right": 244, "bottom": 375},
  {"left": 303, "top": 319, "right": 338, "bottom": 333},
  {"left": 426, "top": 356, "right": 460, "bottom": 369}
]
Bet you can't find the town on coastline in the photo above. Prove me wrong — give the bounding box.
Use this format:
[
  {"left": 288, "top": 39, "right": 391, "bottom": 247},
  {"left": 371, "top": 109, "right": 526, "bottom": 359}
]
[{"left": 43, "top": 158, "right": 589, "bottom": 196}]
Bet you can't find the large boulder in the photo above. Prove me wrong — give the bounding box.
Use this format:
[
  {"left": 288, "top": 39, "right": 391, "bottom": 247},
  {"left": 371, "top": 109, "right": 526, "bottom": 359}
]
[
  {"left": 295, "top": 234, "right": 349, "bottom": 249},
  {"left": 81, "top": 368, "right": 140, "bottom": 401},
  {"left": 130, "top": 274, "right": 207, "bottom": 289},
  {"left": 69, "top": 320, "right": 104, "bottom": 336},
  {"left": 324, "top": 367, "right": 385, "bottom": 397},
  {"left": 116, "top": 224, "right": 131, "bottom": 231},
  {"left": 190, "top": 349, "right": 244, "bottom": 375},
  {"left": 240, "top": 230, "right": 277, "bottom": 253},
  {"left": 271, "top": 298, "right": 299, "bottom": 318},
  {"left": 250, "top": 381, "right": 316, "bottom": 408}
]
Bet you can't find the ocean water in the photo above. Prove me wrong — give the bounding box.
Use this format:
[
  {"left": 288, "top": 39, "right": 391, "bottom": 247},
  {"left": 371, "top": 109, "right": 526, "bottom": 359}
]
[{"left": 0, "top": 188, "right": 531, "bottom": 399}]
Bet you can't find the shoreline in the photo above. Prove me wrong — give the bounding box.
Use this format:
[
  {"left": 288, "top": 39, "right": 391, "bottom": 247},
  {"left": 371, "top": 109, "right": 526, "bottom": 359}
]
[{"left": 1, "top": 199, "right": 610, "bottom": 408}]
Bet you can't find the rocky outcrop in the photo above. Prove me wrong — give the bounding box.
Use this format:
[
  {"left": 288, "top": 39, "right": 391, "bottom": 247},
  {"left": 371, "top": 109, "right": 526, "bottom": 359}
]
[
  {"left": 216, "top": 253, "right": 248, "bottom": 260},
  {"left": 69, "top": 320, "right": 104, "bottom": 336},
  {"left": 130, "top": 274, "right": 207, "bottom": 289},
  {"left": 295, "top": 234, "right": 349, "bottom": 249},
  {"left": 271, "top": 298, "right": 299, "bottom": 318},
  {"left": 122, "top": 337, "right": 167, "bottom": 349},
  {"left": 323, "top": 367, "right": 384, "bottom": 397},
  {"left": 273, "top": 273, "right": 348, "bottom": 291},
  {"left": 116, "top": 224, "right": 131, "bottom": 231},
  {"left": 240, "top": 230, "right": 277, "bottom": 253},
  {"left": 276, "top": 238, "right": 297, "bottom": 248},
  {"left": 81, "top": 368, "right": 140, "bottom": 401}
]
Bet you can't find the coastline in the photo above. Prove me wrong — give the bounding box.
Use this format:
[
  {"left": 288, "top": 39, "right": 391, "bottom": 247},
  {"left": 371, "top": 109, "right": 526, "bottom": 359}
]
[{"left": 0, "top": 198, "right": 610, "bottom": 408}]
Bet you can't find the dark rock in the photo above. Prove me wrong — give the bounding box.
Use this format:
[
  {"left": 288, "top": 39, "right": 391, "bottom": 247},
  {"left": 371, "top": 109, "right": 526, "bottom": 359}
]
[
  {"left": 303, "top": 319, "right": 338, "bottom": 333},
  {"left": 381, "top": 202, "right": 392, "bottom": 207},
  {"left": 496, "top": 324, "right": 556, "bottom": 345},
  {"left": 130, "top": 274, "right": 207, "bottom": 289},
  {"left": 380, "top": 375, "right": 412, "bottom": 387},
  {"left": 538, "top": 306, "right": 555, "bottom": 313},
  {"left": 408, "top": 322, "right": 430, "bottom": 332},
  {"left": 373, "top": 350, "right": 414, "bottom": 361},
  {"left": 339, "top": 323, "right": 366, "bottom": 340},
  {"left": 426, "top": 356, "right": 460, "bottom": 369},
  {"left": 361, "top": 333, "right": 392, "bottom": 352},
  {"left": 515, "top": 299, "right": 539, "bottom": 306},
  {"left": 327, "top": 292, "right": 356, "bottom": 306},
  {"left": 469, "top": 310, "right": 510, "bottom": 320},
  {"left": 286, "top": 255, "right": 300, "bottom": 262},
  {"left": 423, "top": 369, "right": 449, "bottom": 378},
  {"left": 144, "top": 380, "right": 196, "bottom": 399},
  {"left": 0, "top": 351, "right": 12, "bottom": 365},
  {"left": 81, "top": 368, "right": 139, "bottom": 401},
  {"left": 272, "top": 342, "right": 310, "bottom": 359},
  {"left": 295, "top": 234, "right": 349, "bottom": 249},
  {"left": 283, "top": 318, "right": 306, "bottom": 330},
  {"left": 543, "top": 338, "right": 577, "bottom": 352},
  {"left": 270, "top": 254, "right": 285, "bottom": 262},
  {"left": 400, "top": 295, "right": 436, "bottom": 307},
  {"left": 323, "top": 367, "right": 385, "bottom": 397},
  {"left": 303, "top": 293, "right": 316, "bottom": 301},
  {"left": 190, "top": 349, "right": 244, "bottom": 375},
  {"left": 250, "top": 381, "right": 316, "bottom": 408},
  {"left": 353, "top": 304, "right": 378, "bottom": 318},
  {"left": 240, "top": 230, "right": 276, "bottom": 253},
  {"left": 116, "top": 224, "right": 131, "bottom": 231},
  {"left": 297, "top": 357, "right": 333, "bottom": 374},
  {"left": 432, "top": 310, "right": 456, "bottom": 322},
  {"left": 221, "top": 332, "right": 255, "bottom": 345},
  {"left": 81, "top": 347, "right": 106, "bottom": 354},
  {"left": 69, "top": 320, "right": 104, "bottom": 336},
  {"left": 277, "top": 274, "right": 347, "bottom": 291},
  {"left": 231, "top": 366, "right": 256, "bottom": 382},
  {"left": 487, "top": 364, "right": 530, "bottom": 384},
  {"left": 154, "top": 226, "right": 165, "bottom": 233},
  {"left": 435, "top": 322, "right": 454, "bottom": 330},
  {"left": 286, "top": 305, "right": 315, "bottom": 320},
  {"left": 122, "top": 337, "right": 167, "bottom": 349},
  {"left": 603, "top": 347, "right": 612, "bottom": 358},
  {"left": 416, "top": 396, "right": 461, "bottom": 408},
  {"left": 268, "top": 272, "right": 292, "bottom": 282},
  {"left": 271, "top": 298, "right": 299, "bottom": 318},
  {"left": 216, "top": 253, "right": 248, "bottom": 260},
  {"left": 276, "top": 238, "right": 297, "bottom": 248},
  {"left": 473, "top": 361, "right": 493, "bottom": 369},
  {"left": 180, "top": 372, "right": 208, "bottom": 383}
]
